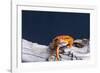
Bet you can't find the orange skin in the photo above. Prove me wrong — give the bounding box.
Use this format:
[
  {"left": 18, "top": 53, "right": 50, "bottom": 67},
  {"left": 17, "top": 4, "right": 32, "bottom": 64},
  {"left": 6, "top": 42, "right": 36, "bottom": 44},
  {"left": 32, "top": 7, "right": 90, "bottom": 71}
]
[{"left": 50, "top": 35, "right": 74, "bottom": 61}]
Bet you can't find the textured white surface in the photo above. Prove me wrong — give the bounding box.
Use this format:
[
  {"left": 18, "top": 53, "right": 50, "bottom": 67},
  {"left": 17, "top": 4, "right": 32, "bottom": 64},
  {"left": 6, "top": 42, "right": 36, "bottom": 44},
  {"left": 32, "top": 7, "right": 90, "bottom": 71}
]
[
  {"left": 22, "top": 39, "right": 50, "bottom": 62},
  {"left": 22, "top": 39, "right": 90, "bottom": 62}
]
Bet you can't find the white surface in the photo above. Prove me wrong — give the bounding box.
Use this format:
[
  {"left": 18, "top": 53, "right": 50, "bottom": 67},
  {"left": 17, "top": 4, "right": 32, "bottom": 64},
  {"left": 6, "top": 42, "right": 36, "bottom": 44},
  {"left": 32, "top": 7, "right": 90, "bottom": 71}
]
[
  {"left": 22, "top": 39, "right": 50, "bottom": 62},
  {"left": 0, "top": 0, "right": 100, "bottom": 73},
  {"left": 22, "top": 39, "right": 90, "bottom": 62}
]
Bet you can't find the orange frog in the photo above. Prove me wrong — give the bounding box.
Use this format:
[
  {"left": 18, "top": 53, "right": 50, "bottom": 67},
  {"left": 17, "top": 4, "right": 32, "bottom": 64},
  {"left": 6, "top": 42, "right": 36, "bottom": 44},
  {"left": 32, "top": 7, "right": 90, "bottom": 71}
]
[{"left": 49, "top": 35, "right": 74, "bottom": 61}]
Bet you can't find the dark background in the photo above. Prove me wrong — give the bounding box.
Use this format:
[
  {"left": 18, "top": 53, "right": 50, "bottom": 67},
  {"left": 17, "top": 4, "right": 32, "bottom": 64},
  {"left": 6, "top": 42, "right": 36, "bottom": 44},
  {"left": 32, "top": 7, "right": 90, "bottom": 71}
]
[{"left": 22, "top": 10, "right": 90, "bottom": 45}]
